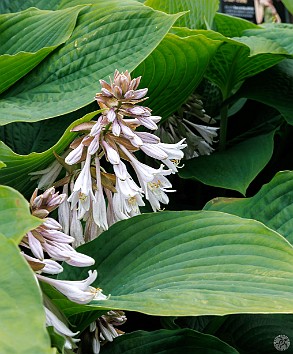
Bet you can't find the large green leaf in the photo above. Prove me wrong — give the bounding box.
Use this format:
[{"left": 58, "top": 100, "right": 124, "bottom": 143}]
[
  {"left": 205, "top": 35, "right": 289, "bottom": 100},
  {"left": 0, "top": 110, "right": 100, "bottom": 197},
  {"left": 0, "top": 6, "right": 83, "bottom": 94},
  {"left": 204, "top": 171, "right": 293, "bottom": 244},
  {"left": 0, "top": 102, "right": 97, "bottom": 155},
  {"left": 173, "top": 313, "right": 293, "bottom": 354},
  {"left": 102, "top": 329, "right": 239, "bottom": 354},
  {"left": 179, "top": 131, "right": 275, "bottom": 195},
  {"left": 214, "top": 314, "right": 293, "bottom": 354},
  {"left": 0, "top": 1, "right": 180, "bottom": 125},
  {"left": 132, "top": 32, "right": 221, "bottom": 120},
  {"left": 283, "top": 0, "right": 293, "bottom": 15},
  {"left": 238, "top": 60, "right": 293, "bottom": 124},
  {"left": 0, "top": 232, "right": 52, "bottom": 354},
  {"left": 145, "top": 0, "right": 219, "bottom": 29},
  {"left": 213, "top": 13, "right": 259, "bottom": 37},
  {"left": 0, "top": 185, "right": 41, "bottom": 243},
  {"left": 60, "top": 210, "right": 293, "bottom": 316},
  {"left": 0, "top": 0, "right": 60, "bottom": 13},
  {"left": 244, "top": 27, "right": 293, "bottom": 55}
]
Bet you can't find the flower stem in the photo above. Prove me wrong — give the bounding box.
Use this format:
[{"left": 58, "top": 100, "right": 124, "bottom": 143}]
[{"left": 219, "top": 104, "right": 228, "bottom": 151}]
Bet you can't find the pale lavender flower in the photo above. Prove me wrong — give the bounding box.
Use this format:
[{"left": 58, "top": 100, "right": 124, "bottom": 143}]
[
  {"left": 44, "top": 306, "right": 80, "bottom": 349},
  {"left": 30, "top": 158, "right": 63, "bottom": 190},
  {"left": 65, "top": 143, "right": 84, "bottom": 165},
  {"left": 92, "top": 157, "right": 108, "bottom": 230},
  {"left": 36, "top": 270, "right": 108, "bottom": 304},
  {"left": 113, "top": 176, "right": 144, "bottom": 220},
  {"left": 68, "top": 153, "right": 95, "bottom": 219},
  {"left": 87, "top": 311, "right": 126, "bottom": 354},
  {"left": 22, "top": 252, "right": 63, "bottom": 275},
  {"left": 58, "top": 183, "right": 71, "bottom": 234},
  {"left": 184, "top": 120, "right": 218, "bottom": 145},
  {"left": 70, "top": 207, "right": 84, "bottom": 248}
]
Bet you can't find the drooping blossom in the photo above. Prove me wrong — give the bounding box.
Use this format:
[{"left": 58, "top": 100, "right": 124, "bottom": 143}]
[
  {"left": 20, "top": 187, "right": 95, "bottom": 273},
  {"left": 31, "top": 70, "right": 187, "bottom": 245},
  {"left": 37, "top": 270, "right": 108, "bottom": 305}
]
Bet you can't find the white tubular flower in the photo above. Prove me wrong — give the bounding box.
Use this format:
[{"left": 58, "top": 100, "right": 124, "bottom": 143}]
[
  {"left": 134, "top": 131, "right": 160, "bottom": 144},
  {"left": 112, "top": 119, "right": 121, "bottom": 137},
  {"left": 88, "top": 311, "right": 126, "bottom": 354},
  {"left": 27, "top": 231, "right": 44, "bottom": 260},
  {"left": 102, "top": 141, "right": 120, "bottom": 165},
  {"left": 68, "top": 153, "right": 95, "bottom": 219},
  {"left": 42, "top": 241, "right": 94, "bottom": 267},
  {"left": 36, "top": 270, "right": 108, "bottom": 305},
  {"left": 88, "top": 134, "right": 100, "bottom": 155},
  {"left": 185, "top": 121, "right": 218, "bottom": 144},
  {"left": 90, "top": 116, "right": 103, "bottom": 136},
  {"left": 21, "top": 252, "right": 63, "bottom": 275},
  {"left": 197, "top": 139, "right": 215, "bottom": 155},
  {"left": 119, "top": 144, "right": 171, "bottom": 183},
  {"left": 105, "top": 188, "right": 116, "bottom": 227},
  {"left": 44, "top": 306, "right": 80, "bottom": 350},
  {"left": 113, "top": 160, "right": 128, "bottom": 180},
  {"left": 140, "top": 144, "right": 169, "bottom": 160},
  {"left": 107, "top": 108, "right": 116, "bottom": 122},
  {"left": 42, "top": 259, "right": 64, "bottom": 274},
  {"left": 58, "top": 184, "right": 71, "bottom": 235},
  {"left": 154, "top": 139, "right": 187, "bottom": 173},
  {"left": 113, "top": 176, "right": 144, "bottom": 220},
  {"left": 84, "top": 210, "right": 101, "bottom": 242},
  {"left": 92, "top": 334, "right": 101, "bottom": 354},
  {"left": 65, "top": 143, "right": 84, "bottom": 165},
  {"left": 30, "top": 159, "right": 63, "bottom": 190},
  {"left": 42, "top": 217, "right": 62, "bottom": 230},
  {"left": 40, "top": 229, "right": 75, "bottom": 244},
  {"left": 147, "top": 175, "right": 175, "bottom": 211},
  {"left": 70, "top": 207, "right": 84, "bottom": 248},
  {"left": 92, "top": 158, "right": 108, "bottom": 230}
]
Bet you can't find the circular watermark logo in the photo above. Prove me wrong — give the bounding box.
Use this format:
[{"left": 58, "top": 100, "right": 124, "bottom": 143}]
[{"left": 274, "top": 335, "right": 290, "bottom": 351}]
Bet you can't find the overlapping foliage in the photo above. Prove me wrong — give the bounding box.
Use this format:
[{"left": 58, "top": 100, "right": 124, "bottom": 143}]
[{"left": 1, "top": 1, "right": 293, "bottom": 353}]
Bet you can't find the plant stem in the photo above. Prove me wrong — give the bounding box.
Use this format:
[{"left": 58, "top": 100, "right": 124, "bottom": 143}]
[{"left": 219, "top": 104, "right": 228, "bottom": 151}]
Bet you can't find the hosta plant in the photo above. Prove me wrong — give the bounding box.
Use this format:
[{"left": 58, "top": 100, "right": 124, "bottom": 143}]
[{"left": 1, "top": 1, "right": 293, "bottom": 353}]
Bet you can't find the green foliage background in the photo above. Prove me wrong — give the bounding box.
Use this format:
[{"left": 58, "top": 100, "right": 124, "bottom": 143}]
[{"left": 1, "top": 1, "right": 293, "bottom": 353}]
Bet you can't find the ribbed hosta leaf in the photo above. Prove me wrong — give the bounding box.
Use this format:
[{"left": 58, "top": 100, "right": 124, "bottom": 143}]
[
  {"left": 59, "top": 210, "right": 293, "bottom": 316},
  {"left": 0, "top": 233, "right": 52, "bottom": 354},
  {"left": 0, "top": 6, "right": 83, "bottom": 94},
  {"left": 174, "top": 313, "right": 293, "bottom": 354},
  {"left": 213, "top": 13, "right": 259, "bottom": 37},
  {"left": 132, "top": 32, "right": 221, "bottom": 121},
  {"left": 244, "top": 27, "right": 293, "bottom": 54},
  {"left": 215, "top": 314, "right": 293, "bottom": 354},
  {"left": 206, "top": 35, "right": 289, "bottom": 99},
  {"left": 102, "top": 329, "right": 239, "bottom": 354},
  {"left": 179, "top": 131, "right": 275, "bottom": 195},
  {"left": 0, "top": 0, "right": 60, "bottom": 13},
  {"left": 145, "top": 0, "right": 219, "bottom": 29},
  {"left": 238, "top": 60, "right": 293, "bottom": 124},
  {"left": 0, "top": 1, "right": 179, "bottom": 125},
  {"left": 0, "top": 110, "right": 100, "bottom": 197},
  {"left": 204, "top": 171, "right": 293, "bottom": 244},
  {"left": 0, "top": 185, "right": 41, "bottom": 243}
]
